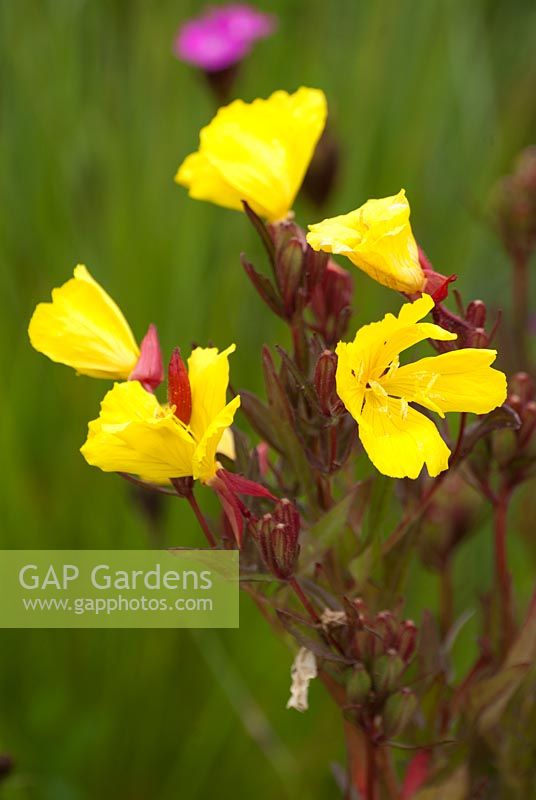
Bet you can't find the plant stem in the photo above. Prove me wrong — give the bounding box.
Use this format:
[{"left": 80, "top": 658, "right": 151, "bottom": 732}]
[
  {"left": 185, "top": 491, "right": 217, "bottom": 548},
  {"left": 493, "top": 485, "right": 514, "bottom": 649},
  {"left": 288, "top": 576, "right": 322, "bottom": 625},
  {"left": 366, "top": 737, "right": 377, "bottom": 800}
]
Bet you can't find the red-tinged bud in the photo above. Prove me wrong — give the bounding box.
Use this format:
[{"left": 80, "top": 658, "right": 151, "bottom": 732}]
[
  {"left": 314, "top": 350, "right": 340, "bottom": 416},
  {"left": 167, "top": 348, "right": 192, "bottom": 424},
  {"left": 256, "top": 500, "right": 301, "bottom": 579},
  {"left": 469, "top": 327, "right": 490, "bottom": 348},
  {"left": 310, "top": 259, "right": 353, "bottom": 345},
  {"left": 277, "top": 237, "right": 305, "bottom": 316},
  {"left": 417, "top": 247, "right": 457, "bottom": 303},
  {"left": 382, "top": 687, "right": 418, "bottom": 738},
  {"left": 510, "top": 372, "right": 534, "bottom": 404},
  {"left": 398, "top": 620, "right": 418, "bottom": 663},
  {"left": 466, "top": 300, "right": 487, "bottom": 328},
  {"left": 129, "top": 324, "right": 164, "bottom": 392}
]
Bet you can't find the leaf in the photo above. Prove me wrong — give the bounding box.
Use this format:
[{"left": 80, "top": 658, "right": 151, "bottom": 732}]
[
  {"left": 276, "top": 609, "right": 352, "bottom": 663},
  {"left": 239, "top": 390, "right": 284, "bottom": 453},
  {"left": 242, "top": 201, "right": 276, "bottom": 267},
  {"left": 262, "top": 347, "right": 318, "bottom": 508},
  {"left": 469, "top": 664, "right": 529, "bottom": 733},
  {"left": 241, "top": 255, "right": 285, "bottom": 318},
  {"left": 301, "top": 486, "right": 359, "bottom": 568},
  {"left": 460, "top": 405, "right": 521, "bottom": 460}
]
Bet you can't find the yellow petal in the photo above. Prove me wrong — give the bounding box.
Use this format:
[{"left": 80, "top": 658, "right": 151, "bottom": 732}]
[
  {"left": 358, "top": 394, "right": 450, "bottom": 479},
  {"left": 187, "top": 345, "right": 236, "bottom": 441},
  {"left": 28, "top": 265, "right": 139, "bottom": 379},
  {"left": 335, "top": 341, "right": 365, "bottom": 420},
  {"left": 175, "top": 152, "right": 244, "bottom": 213},
  {"left": 307, "top": 190, "right": 425, "bottom": 292},
  {"left": 176, "top": 87, "right": 327, "bottom": 222},
  {"left": 193, "top": 395, "right": 241, "bottom": 483},
  {"left": 81, "top": 381, "right": 196, "bottom": 482},
  {"left": 381, "top": 349, "right": 507, "bottom": 416},
  {"left": 217, "top": 427, "right": 236, "bottom": 460},
  {"left": 339, "top": 295, "right": 456, "bottom": 386}
]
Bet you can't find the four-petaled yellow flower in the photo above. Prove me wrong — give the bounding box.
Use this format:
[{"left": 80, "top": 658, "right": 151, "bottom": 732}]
[
  {"left": 336, "top": 295, "right": 507, "bottom": 479},
  {"left": 307, "top": 189, "right": 425, "bottom": 293},
  {"left": 175, "top": 87, "right": 327, "bottom": 222},
  {"left": 81, "top": 346, "right": 240, "bottom": 484},
  {"left": 29, "top": 265, "right": 140, "bottom": 379}
]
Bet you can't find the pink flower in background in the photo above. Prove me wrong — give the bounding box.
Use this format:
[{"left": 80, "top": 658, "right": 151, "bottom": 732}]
[{"left": 174, "top": 4, "right": 275, "bottom": 72}]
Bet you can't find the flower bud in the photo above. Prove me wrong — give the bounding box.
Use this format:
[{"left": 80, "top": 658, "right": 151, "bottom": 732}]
[
  {"left": 382, "top": 687, "right": 418, "bottom": 738},
  {"left": 168, "top": 348, "right": 192, "bottom": 424},
  {"left": 373, "top": 649, "right": 406, "bottom": 694},
  {"left": 277, "top": 237, "right": 305, "bottom": 316},
  {"left": 397, "top": 620, "right": 418, "bottom": 662},
  {"left": 310, "top": 260, "right": 353, "bottom": 344},
  {"left": 314, "top": 350, "right": 340, "bottom": 416},
  {"left": 256, "top": 500, "right": 301, "bottom": 579},
  {"left": 346, "top": 662, "right": 372, "bottom": 704},
  {"left": 466, "top": 300, "right": 487, "bottom": 328}
]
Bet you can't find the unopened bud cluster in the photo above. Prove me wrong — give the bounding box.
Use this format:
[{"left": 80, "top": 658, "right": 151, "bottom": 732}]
[
  {"left": 255, "top": 498, "right": 301, "bottom": 579},
  {"left": 322, "top": 601, "right": 419, "bottom": 742},
  {"left": 432, "top": 297, "right": 497, "bottom": 351}
]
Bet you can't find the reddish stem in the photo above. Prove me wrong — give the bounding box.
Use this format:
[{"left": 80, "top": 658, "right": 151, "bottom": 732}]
[
  {"left": 493, "top": 485, "right": 514, "bottom": 649},
  {"left": 288, "top": 576, "right": 322, "bottom": 625},
  {"left": 185, "top": 492, "right": 217, "bottom": 548},
  {"left": 366, "top": 737, "right": 377, "bottom": 800}
]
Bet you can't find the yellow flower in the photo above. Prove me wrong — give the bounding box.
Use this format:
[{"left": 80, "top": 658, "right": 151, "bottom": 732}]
[
  {"left": 28, "top": 265, "right": 140, "bottom": 379},
  {"left": 175, "top": 87, "right": 327, "bottom": 222},
  {"left": 336, "top": 295, "right": 507, "bottom": 479},
  {"left": 307, "top": 189, "right": 425, "bottom": 293},
  {"left": 81, "top": 346, "right": 240, "bottom": 484}
]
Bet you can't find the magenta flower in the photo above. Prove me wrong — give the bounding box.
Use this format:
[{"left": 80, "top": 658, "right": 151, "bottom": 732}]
[{"left": 174, "top": 4, "right": 275, "bottom": 73}]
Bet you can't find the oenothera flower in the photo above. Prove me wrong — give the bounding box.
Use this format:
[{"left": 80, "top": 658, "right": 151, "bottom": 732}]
[
  {"left": 28, "top": 265, "right": 163, "bottom": 389},
  {"left": 336, "top": 295, "right": 507, "bottom": 479},
  {"left": 307, "top": 190, "right": 425, "bottom": 293},
  {"left": 81, "top": 346, "right": 240, "bottom": 484},
  {"left": 175, "top": 87, "right": 327, "bottom": 222}
]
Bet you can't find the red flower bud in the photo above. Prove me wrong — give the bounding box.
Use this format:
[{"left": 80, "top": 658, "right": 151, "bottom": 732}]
[{"left": 167, "top": 348, "right": 192, "bottom": 425}]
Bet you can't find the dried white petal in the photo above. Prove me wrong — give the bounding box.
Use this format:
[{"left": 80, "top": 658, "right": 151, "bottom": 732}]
[
  {"left": 286, "top": 647, "right": 317, "bottom": 712},
  {"left": 321, "top": 609, "right": 347, "bottom": 628}
]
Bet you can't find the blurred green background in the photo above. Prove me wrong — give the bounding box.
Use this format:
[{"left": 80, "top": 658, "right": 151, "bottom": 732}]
[{"left": 1, "top": 0, "right": 535, "bottom": 797}]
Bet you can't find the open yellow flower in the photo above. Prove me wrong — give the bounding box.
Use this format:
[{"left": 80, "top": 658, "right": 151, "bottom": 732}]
[
  {"left": 336, "top": 295, "right": 507, "bottom": 479},
  {"left": 29, "top": 265, "right": 140, "bottom": 379},
  {"left": 175, "top": 87, "right": 327, "bottom": 222},
  {"left": 307, "top": 189, "right": 425, "bottom": 293},
  {"left": 81, "top": 345, "right": 240, "bottom": 484}
]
